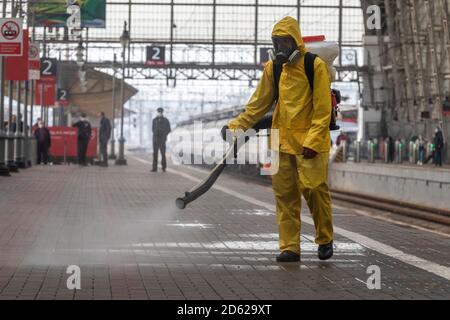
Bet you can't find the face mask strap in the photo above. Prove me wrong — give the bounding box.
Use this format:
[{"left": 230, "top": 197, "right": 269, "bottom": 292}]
[
  {"left": 287, "top": 50, "right": 300, "bottom": 63},
  {"left": 271, "top": 49, "right": 300, "bottom": 65}
]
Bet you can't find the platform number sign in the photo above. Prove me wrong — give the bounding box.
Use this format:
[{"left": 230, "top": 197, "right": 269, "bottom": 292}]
[
  {"left": 58, "top": 89, "right": 67, "bottom": 100},
  {"left": 57, "top": 89, "right": 69, "bottom": 106},
  {"left": 40, "top": 58, "right": 57, "bottom": 77},
  {"left": 146, "top": 46, "right": 165, "bottom": 66}
]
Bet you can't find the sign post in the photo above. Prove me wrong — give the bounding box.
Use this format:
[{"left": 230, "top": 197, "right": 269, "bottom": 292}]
[
  {"left": 5, "top": 29, "right": 29, "bottom": 169},
  {"left": 35, "top": 58, "right": 57, "bottom": 107}
]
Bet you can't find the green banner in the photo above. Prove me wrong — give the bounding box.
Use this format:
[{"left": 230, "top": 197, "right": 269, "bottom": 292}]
[{"left": 30, "top": 0, "right": 106, "bottom": 28}]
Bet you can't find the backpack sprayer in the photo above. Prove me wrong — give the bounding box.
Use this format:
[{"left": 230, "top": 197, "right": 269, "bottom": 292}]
[{"left": 175, "top": 36, "right": 340, "bottom": 209}]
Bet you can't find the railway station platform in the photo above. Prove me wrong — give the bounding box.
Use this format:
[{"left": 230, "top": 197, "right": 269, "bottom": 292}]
[
  {"left": 0, "top": 156, "right": 449, "bottom": 301},
  {"left": 329, "top": 161, "right": 450, "bottom": 213}
]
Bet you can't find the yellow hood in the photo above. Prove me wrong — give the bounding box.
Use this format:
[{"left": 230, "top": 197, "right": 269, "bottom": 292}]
[{"left": 271, "top": 16, "right": 306, "bottom": 56}]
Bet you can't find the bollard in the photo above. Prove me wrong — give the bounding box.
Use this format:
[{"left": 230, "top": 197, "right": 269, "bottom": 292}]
[
  {"left": 397, "top": 142, "right": 404, "bottom": 164},
  {"left": 0, "top": 130, "right": 10, "bottom": 176},
  {"left": 384, "top": 140, "right": 389, "bottom": 163},
  {"left": 395, "top": 141, "right": 399, "bottom": 163},
  {"left": 355, "top": 140, "right": 361, "bottom": 163},
  {"left": 6, "top": 131, "right": 18, "bottom": 171},
  {"left": 413, "top": 142, "right": 418, "bottom": 164},
  {"left": 427, "top": 143, "right": 434, "bottom": 162},
  {"left": 409, "top": 141, "right": 418, "bottom": 164},
  {"left": 14, "top": 132, "right": 24, "bottom": 168},
  {"left": 368, "top": 141, "right": 375, "bottom": 163}
]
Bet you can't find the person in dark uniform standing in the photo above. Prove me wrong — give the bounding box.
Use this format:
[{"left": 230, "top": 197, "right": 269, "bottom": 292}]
[
  {"left": 34, "top": 120, "right": 51, "bottom": 165},
  {"left": 72, "top": 113, "right": 92, "bottom": 166},
  {"left": 98, "top": 111, "right": 111, "bottom": 167},
  {"left": 151, "top": 107, "right": 171, "bottom": 172},
  {"left": 433, "top": 126, "right": 444, "bottom": 167}
]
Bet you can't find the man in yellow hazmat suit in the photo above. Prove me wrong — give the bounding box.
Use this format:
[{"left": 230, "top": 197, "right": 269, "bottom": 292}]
[{"left": 226, "top": 16, "right": 334, "bottom": 262}]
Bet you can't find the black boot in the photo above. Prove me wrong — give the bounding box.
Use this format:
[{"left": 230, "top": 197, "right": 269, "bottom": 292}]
[
  {"left": 318, "top": 241, "right": 333, "bottom": 260},
  {"left": 276, "top": 250, "right": 300, "bottom": 262}
]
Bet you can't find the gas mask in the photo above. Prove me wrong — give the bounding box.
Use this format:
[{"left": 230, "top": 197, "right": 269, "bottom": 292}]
[{"left": 271, "top": 36, "right": 300, "bottom": 64}]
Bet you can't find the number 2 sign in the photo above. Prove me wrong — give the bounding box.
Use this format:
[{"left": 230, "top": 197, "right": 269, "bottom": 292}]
[
  {"left": 40, "top": 58, "right": 57, "bottom": 77},
  {"left": 146, "top": 46, "right": 165, "bottom": 66}
]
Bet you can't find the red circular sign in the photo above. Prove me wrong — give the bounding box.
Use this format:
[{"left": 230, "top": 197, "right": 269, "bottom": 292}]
[
  {"left": 1, "top": 20, "right": 20, "bottom": 40},
  {"left": 29, "top": 44, "right": 38, "bottom": 59}
]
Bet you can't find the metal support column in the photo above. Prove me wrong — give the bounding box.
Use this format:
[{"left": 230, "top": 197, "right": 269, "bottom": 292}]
[
  {"left": 116, "top": 22, "right": 128, "bottom": 166},
  {"left": 396, "top": 0, "right": 416, "bottom": 126},
  {"left": 338, "top": 0, "right": 343, "bottom": 66},
  {"left": 424, "top": 0, "right": 443, "bottom": 125},
  {"left": 1, "top": 0, "right": 14, "bottom": 174},
  {"left": 254, "top": 0, "right": 258, "bottom": 84},
  {"left": 384, "top": 0, "right": 403, "bottom": 120},
  {"left": 109, "top": 54, "right": 117, "bottom": 160},
  {"left": 6, "top": 80, "right": 18, "bottom": 171},
  {"left": 23, "top": 80, "right": 29, "bottom": 167},
  {"left": 14, "top": 81, "right": 25, "bottom": 168},
  {"left": 408, "top": 0, "right": 427, "bottom": 117},
  {"left": 212, "top": 0, "right": 216, "bottom": 72},
  {"left": 0, "top": 0, "right": 10, "bottom": 175}
]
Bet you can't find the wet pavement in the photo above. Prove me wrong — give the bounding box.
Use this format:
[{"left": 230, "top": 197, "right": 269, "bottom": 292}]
[{"left": 0, "top": 156, "right": 449, "bottom": 300}]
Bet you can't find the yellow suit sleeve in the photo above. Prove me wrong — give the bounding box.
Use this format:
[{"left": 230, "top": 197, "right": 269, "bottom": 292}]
[
  {"left": 302, "top": 58, "right": 332, "bottom": 153},
  {"left": 228, "top": 61, "right": 275, "bottom": 131}
]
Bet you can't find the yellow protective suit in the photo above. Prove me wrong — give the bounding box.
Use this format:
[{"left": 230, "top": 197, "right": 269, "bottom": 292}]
[{"left": 228, "top": 16, "right": 333, "bottom": 254}]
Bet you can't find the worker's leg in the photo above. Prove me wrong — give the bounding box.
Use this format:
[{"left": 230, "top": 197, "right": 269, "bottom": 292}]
[
  {"left": 100, "top": 139, "right": 108, "bottom": 163},
  {"left": 77, "top": 139, "right": 83, "bottom": 164},
  {"left": 272, "top": 152, "right": 302, "bottom": 254},
  {"left": 43, "top": 145, "right": 49, "bottom": 164},
  {"left": 161, "top": 141, "right": 167, "bottom": 171},
  {"left": 436, "top": 148, "right": 442, "bottom": 166},
  {"left": 152, "top": 139, "right": 159, "bottom": 171},
  {"left": 80, "top": 139, "right": 89, "bottom": 165},
  {"left": 37, "top": 143, "right": 42, "bottom": 164},
  {"left": 297, "top": 152, "right": 333, "bottom": 245}
]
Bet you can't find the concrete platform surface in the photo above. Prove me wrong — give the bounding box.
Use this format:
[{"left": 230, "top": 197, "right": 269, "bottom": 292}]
[{"left": 0, "top": 156, "right": 449, "bottom": 300}]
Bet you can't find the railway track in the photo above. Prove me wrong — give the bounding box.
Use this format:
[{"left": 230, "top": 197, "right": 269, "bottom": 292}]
[{"left": 329, "top": 189, "right": 450, "bottom": 227}]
